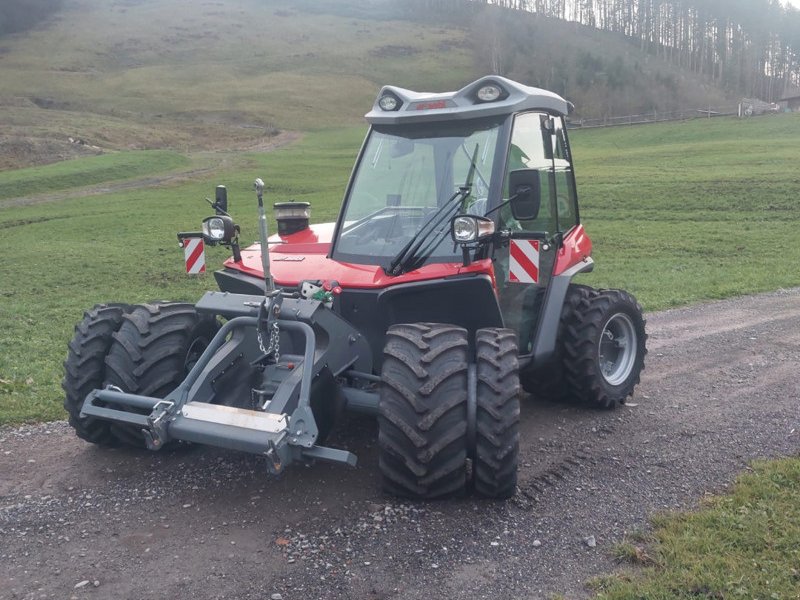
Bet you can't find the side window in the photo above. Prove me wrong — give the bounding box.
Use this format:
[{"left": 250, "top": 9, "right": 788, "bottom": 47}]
[
  {"left": 503, "top": 112, "right": 555, "bottom": 233},
  {"left": 503, "top": 113, "right": 578, "bottom": 233},
  {"left": 553, "top": 118, "right": 578, "bottom": 231}
]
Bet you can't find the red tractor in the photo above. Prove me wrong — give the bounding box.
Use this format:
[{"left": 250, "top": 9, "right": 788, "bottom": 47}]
[{"left": 64, "top": 76, "right": 646, "bottom": 500}]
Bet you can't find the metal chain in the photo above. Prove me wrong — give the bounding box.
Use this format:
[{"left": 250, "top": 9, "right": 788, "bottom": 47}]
[
  {"left": 257, "top": 320, "right": 281, "bottom": 362},
  {"left": 271, "top": 322, "right": 280, "bottom": 364}
]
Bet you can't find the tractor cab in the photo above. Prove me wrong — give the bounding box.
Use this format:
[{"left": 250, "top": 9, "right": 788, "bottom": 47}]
[{"left": 332, "top": 77, "right": 590, "bottom": 356}]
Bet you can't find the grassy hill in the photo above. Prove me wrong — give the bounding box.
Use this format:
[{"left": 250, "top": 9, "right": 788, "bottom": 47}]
[
  {"left": 0, "top": 0, "right": 732, "bottom": 170},
  {"left": 0, "top": 0, "right": 473, "bottom": 169}
]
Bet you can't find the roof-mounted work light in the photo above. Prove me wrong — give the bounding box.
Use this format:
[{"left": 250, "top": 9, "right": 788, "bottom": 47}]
[
  {"left": 378, "top": 93, "right": 402, "bottom": 111},
  {"left": 475, "top": 83, "right": 506, "bottom": 103}
]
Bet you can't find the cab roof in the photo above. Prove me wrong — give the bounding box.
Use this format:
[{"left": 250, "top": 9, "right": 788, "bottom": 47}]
[{"left": 365, "top": 75, "right": 571, "bottom": 125}]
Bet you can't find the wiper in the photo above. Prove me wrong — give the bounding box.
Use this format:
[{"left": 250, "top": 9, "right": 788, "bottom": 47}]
[
  {"left": 385, "top": 187, "right": 467, "bottom": 275},
  {"left": 386, "top": 145, "right": 479, "bottom": 276},
  {"left": 460, "top": 142, "right": 489, "bottom": 192}
]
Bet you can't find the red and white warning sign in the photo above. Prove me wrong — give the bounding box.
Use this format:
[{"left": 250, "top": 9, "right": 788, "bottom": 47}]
[
  {"left": 182, "top": 237, "right": 206, "bottom": 274},
  {"left": 508, "top": 239, "right": 539, "bottom": 284}
]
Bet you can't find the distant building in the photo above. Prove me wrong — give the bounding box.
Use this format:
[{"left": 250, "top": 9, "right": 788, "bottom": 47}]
[
  {"left": 739, "top": 98, "right": 780, "bottom": 116},
  {"left": 778, "top": 95, "right": 800, "bottom": 112}
]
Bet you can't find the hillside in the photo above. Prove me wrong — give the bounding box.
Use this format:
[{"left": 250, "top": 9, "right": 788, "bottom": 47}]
[
  {"left": 0, "top": 0, "right": 472, "bottom": 169},
  {"left": 0, "top": 0, "right": 733, "bottom": 170}
]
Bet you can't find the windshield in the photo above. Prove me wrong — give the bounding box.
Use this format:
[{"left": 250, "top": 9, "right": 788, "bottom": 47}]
[{"left": 333, "top": 117, "right": 505, "bottom": 267}]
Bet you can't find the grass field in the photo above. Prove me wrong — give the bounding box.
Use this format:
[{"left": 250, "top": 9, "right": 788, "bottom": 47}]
[
  {"left": 0, "top": 150, "right": 188, "bottom": 200},
  {"left": 572, "top": 114, "right": 800, "bottom": 307},
  {"left": 592, "top": 458, "right": 800, "bottom": 598},
  {"left": 2, "top": 114, "right": 800, "bottom": 425},
  {"left": 0, "top": 127, "right": 364, "bottom": 423}
]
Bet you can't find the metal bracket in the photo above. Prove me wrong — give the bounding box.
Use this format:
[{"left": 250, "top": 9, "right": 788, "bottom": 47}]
[
  {"left": 143, "top": 400, "right": 176, "bottom": 451},
  {"left": 287, "top": 405, "right": 319, "bottom": 449},
  {"left": 265, "top": 439, "right": 283, "bottom": 476}
]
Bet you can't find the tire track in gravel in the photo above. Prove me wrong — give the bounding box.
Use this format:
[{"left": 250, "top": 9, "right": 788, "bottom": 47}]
[{"left": 1, "top": 288, "right": 799, "bottom": 600}]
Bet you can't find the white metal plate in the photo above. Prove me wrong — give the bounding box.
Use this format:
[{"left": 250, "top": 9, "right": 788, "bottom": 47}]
[{"left": 181, "top": 402, "right": 288, "bottom": 433}]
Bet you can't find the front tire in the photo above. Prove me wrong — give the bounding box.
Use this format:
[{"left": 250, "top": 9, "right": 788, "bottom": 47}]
[
  {"left": 473, "top": 328, "right": 520, "bottom": 499},
  {"left": 62, "top": 304, "right": 131, "bottom": 445},
  {"left": 378, "top": 323, "right": 469, "bottom": 500},
  {"left": 103, "top": 302, "right": 219, "bottom": 446}
]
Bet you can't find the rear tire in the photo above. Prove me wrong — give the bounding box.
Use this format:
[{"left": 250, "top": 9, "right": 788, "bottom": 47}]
[
  {"left": 473, "top": 328, "right": 520, "bottom": 499},
  {"left": 561, "top": 289, "right": 647, "bottom": 408},
  {"left": 62, "top": 304, "right": 131, "bottom": 445},
  {"left": 103, "top": 302, "right": 219, "bottom": 446},
  {"left": 521, "top": 284, "right": 598, "bottom": 400},
  {"left": 378, "top": 323, "right": 469, "bottom": 500}
]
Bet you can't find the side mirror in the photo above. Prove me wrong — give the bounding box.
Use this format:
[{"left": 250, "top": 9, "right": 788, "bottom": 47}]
[{"left": 508, "top": 169, "right": 541, "bottom": 221}]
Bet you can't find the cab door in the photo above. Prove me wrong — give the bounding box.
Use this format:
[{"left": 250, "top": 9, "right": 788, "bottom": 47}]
[{"left": 494, "top": 112, "right": 579, "bottom": 354}]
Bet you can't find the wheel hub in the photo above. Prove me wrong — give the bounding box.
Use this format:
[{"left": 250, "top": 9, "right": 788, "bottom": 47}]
[{"left": 598, "top": 312, "right": 637, "bottom": 386}]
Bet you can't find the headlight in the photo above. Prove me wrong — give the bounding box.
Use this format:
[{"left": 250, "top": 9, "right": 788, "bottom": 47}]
[
  {"left": 202, "top": 215, "right": 235, "bottom": 243},
  {"left": 451, "top": 215, "right": 496, "bottom": 243},
  {"left": 204, "top": 217, "right": 226, "bottom": 240}
]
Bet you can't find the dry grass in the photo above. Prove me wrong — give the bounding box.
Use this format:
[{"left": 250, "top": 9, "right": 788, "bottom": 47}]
[{"left": 0, "top": 0, "right": 472, "bottom": 166}]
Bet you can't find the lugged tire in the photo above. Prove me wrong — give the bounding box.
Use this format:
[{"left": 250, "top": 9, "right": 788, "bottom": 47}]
[
  {"left": 378, "top": 323, "right": 469, "bottom": 500},
  {"left": 62, "top": 304, "right": 131, "bottom": 445},
  {"left": 521, "top": 283, "right": 598, "bottom": 400},
  {"left": 561, "top": 289, "right": 647, "bottom": 408},
  {"left": 474, "top": 328, "right": 520, "bottom": 499},
  {"left": 103, "top": 302, "right": 219, "bottom": 446}
]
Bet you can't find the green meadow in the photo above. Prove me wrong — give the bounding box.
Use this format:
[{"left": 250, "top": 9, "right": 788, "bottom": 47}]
[
  {"left": 0, "top": 150, "right": 188, "bottom": 200},
  {"left": 2, "top": 114, "right": 800, "bottom": 424},
  {"left": 573, "top": 114, "right": 800, "bottom": 307}
]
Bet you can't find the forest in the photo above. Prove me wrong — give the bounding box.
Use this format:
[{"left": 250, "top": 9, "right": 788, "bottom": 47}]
[{"left": 407, "top": 0, "right": 800, "bottom": 102}]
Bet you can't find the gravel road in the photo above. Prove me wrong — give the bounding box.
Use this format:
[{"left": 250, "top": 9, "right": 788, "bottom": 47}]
[{"left": 2, "top": 288, "right": 799, "bottom": 600}]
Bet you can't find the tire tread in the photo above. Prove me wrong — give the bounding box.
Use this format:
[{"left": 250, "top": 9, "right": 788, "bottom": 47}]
[
  {"left": 474, "top": 328, "right": 520, "bottom": 499},
  {"left": 378, "top": 323, "right": 469, "bottom": 499},
  {"left": 62, "top": 303, "right": 131, "bottom": 445}
]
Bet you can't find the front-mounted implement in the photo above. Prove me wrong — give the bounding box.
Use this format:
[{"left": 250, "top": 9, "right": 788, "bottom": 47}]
[
  {"left": 64, "top": 76, "right": 646, "bottom": 500},
  {"left": 79, "top": 291, "right": 374, "bottom": 473}
]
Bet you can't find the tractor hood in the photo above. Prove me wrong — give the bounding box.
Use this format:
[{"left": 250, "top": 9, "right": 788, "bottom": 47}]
[{"left": 222, "top": 222, "right": 495, "bottom": 289}]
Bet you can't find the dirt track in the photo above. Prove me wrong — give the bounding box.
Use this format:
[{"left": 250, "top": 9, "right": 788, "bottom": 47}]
[
  {"left": 2, "top": 289, "right": 799, "bottom": 600},
  {"left": 0, "top": 132, "right": 302, "bottom": 209}
]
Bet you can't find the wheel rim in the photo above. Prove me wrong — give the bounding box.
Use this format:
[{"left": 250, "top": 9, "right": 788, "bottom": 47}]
[{"left": 598, "top": 313, "right": 637, "bottom": 386}]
